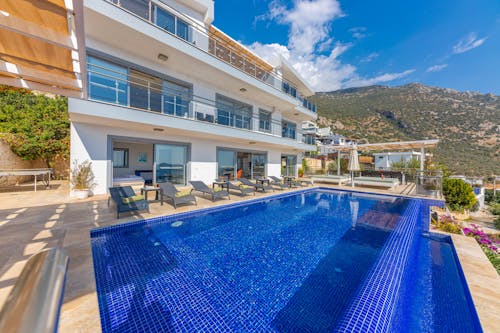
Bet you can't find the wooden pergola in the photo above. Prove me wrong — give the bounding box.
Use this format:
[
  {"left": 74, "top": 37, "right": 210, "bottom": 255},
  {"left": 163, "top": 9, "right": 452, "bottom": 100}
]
[{"left": 0, "top": 0, "right": 86, "bottom": 97}]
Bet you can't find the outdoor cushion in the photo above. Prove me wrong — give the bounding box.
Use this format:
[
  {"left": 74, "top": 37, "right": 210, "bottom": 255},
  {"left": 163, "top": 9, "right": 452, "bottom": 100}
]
[
  {"left": 239, "top": 185, "right": 253, "bottom": 189},
  {"left": 122, "top": 194, "right": 145, "bottom": 204},
  {"left": 214, "top": 187, "right": 224, "bottom": 192},
  {"left": 174, "top": 189, "right": 192, "bottom": 198}
]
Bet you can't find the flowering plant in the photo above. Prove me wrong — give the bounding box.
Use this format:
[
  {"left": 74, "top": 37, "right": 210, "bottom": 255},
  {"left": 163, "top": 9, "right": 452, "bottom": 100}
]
[{"left": 462, "top": 224, "right": 499, "bottom": 253}]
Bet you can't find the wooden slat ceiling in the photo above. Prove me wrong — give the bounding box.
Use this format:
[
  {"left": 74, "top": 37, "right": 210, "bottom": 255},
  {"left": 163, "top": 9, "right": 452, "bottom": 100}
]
[
  {"left": 209, "top": 26, "right": 273, "bottom": 73},
  {"left": 0, "top": 0, "right": 84, "bottom": 97}
]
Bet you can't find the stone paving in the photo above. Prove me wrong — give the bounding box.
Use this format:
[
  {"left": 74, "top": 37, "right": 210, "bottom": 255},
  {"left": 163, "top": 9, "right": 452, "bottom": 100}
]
[{"left": 0, "top": 180, "right": 497, "bottom": 332}]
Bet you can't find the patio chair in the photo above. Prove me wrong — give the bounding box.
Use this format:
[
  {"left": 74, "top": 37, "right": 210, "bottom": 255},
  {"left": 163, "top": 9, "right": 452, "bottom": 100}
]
[
  {"left": 268, "top": 176, "right": 290, "bottom": 189},
  {"left": 227, "top": 180, "right": 256, "bottom": 196},
  {"left": 189, "top": 180, "right": 230, "bottom": 201},
  {"left": 109, "top": 186, "right": 149, "bottom": 219},
  {"left": 159, "top": 182, "right": 197, "bottom": 209},
  {"left": 239, "top": 178, "right": 274, "bottom": 192}
]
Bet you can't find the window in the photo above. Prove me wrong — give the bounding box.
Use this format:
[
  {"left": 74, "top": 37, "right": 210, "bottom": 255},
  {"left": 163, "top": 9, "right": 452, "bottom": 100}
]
[
  {"left": 155, "top": 6, "right": 191, "bottom": 41},
  {"left": 156, "top": 7, "right": 175, "bottom": 34},
  {"left": 163, "top": 81, "right": 190, "bottom": 117},
  {"left": 176, "top": 19, "right": 189, "bottom": 41},
  {"left": 259, "top": 109, "right": 272, "bottom": 133},
  {"left": 282, "top": 120, "right": 296, "bottom": 139},
  {"left": 87, "top": 56, "right": 128, "bottom": 105},
  {"left": 113, "top": 148, "right": 129, "bottom": 168},
  {"left": 216, "top": 95, "right": 252, "bottom": 130},
  {"left": 129, "top": 69, "right": 163, "bottom": 112}
]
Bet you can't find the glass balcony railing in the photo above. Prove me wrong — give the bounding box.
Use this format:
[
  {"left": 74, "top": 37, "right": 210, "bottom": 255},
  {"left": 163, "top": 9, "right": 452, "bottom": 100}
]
[
  {"left": 86, "top": 63, "right": 316, "bottom": 145},
  {"left": 104, "top": 0, "right": 317, "bottom": 113},
  {"left": 302, "top": 135, "right": 316, "bottom": 145}
]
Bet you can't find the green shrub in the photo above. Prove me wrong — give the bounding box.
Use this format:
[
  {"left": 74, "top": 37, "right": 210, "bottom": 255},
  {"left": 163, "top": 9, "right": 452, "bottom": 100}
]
[
  {"left": 491, "top": 203, "right": 500, "bottom": 216},
  {"left": 494, "top": 216, "right": 500, "bottom": 230},
  {"left": 442, "top": 178, "right": 477, "bottom": 211},
  {"left": 432, "top": 215, "right": 462, "bottom": 234},
  {"left": 485, "top": 189, "right": 500, "bottom": 205},
  {"left": 482, "top": 247, "right": 500, "bottom": 275}
]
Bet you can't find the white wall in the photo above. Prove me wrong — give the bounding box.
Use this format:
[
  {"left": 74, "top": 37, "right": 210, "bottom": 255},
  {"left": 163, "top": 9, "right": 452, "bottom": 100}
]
[{"left": 71, "top": 121, "right": 288, "bottom": 195}]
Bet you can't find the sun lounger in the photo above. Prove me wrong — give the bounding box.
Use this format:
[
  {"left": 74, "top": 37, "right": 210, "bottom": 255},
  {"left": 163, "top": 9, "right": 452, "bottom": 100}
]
[
  {"left": 109, "top": 186, "right": 149, "bottom": 219},
  {"left": 189, "top": 180, "right": 230, "bottom": 201},
  {"left": 227, "top": 180, "right": 256, "bottom": 196},
  {"left": 311, "top": 175, "right": 351, "bottom": 185},
  {"left": 159, "top": 182, "right": 197, "bottom": 209},
  {"left": 353, "top": 176, "right": 399, "bottom": 190},
  {"left": 238, "top": 178, "right": 274, "bottom": 192},
  {"left": 269, "top": 176, "right": 291, "bottom": 189},
  {"left": 298, "top": 178, "right": 314, "bottom": 186}
]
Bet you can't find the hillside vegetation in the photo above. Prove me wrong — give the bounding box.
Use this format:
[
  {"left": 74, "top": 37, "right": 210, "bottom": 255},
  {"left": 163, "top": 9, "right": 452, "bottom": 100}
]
[{"left": 312, "top": 83, "right": 499, "bottom": 176}]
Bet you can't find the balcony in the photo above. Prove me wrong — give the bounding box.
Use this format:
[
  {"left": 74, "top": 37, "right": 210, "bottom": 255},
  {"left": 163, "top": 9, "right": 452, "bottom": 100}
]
[
  {"left": 86, "top": 62, "right": 315, "bottom": 147},
  {"left": 102, "top": 0, "right": 317, "bottom": 113}
]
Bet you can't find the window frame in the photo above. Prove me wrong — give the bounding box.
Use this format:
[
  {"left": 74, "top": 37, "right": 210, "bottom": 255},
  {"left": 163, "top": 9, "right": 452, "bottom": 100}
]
[{"left": 113, "top": 148, "right": 129, "bottom": 168}]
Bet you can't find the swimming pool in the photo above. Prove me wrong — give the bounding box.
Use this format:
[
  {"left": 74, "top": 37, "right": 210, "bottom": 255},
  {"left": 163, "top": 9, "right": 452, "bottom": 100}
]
[{"left": 91, "top": 188, "right": 482, "bottom": 332}]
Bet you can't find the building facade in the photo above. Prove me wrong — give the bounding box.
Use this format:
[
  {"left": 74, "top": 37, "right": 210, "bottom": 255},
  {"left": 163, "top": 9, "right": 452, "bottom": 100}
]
[{"left": 70, "top": 0, "right": 317, "bottom": 195}]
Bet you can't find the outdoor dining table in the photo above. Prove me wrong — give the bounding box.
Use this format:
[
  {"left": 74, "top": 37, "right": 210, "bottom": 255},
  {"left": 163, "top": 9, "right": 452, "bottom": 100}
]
[
  {"left": 212, "top": 180, "right": 229, "bottom": 191},
  {"left": 256, "top": 178, "right": 270, "bottom": 186}
]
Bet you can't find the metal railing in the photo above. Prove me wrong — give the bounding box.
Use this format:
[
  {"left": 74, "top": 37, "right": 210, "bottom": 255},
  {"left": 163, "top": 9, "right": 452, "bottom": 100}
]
[
  {"left": 0, "top": 248, "right": 69, "bottom": 333},
  {"left": 104, "top": 0, "right": 317, "bottom": 113},
  {"left": 87, "top": 66, "right": 314, "bottom": 145}
]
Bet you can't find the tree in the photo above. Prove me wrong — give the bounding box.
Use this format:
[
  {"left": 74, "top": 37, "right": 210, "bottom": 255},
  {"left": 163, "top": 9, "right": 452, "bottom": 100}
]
[
  {"left": 442, "top": 178, "right": 477, "bottom": 211},
  {"left": 0, "top": 85, "right": 69, "bottom": 168}
]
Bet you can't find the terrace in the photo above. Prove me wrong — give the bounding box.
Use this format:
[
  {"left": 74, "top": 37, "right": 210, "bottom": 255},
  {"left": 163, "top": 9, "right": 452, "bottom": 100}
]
[{"left": 0, "top": 181, "right": 498, "bottom": 332}]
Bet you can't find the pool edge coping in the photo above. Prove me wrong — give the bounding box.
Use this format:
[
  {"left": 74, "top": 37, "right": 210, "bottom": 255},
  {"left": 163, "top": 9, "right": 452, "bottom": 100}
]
[
  {"left": 449, "top": 233, "right": 500, "bottom": 333},
  {"left": 90, "top": 186, "right": 444, "bottom": 235}
]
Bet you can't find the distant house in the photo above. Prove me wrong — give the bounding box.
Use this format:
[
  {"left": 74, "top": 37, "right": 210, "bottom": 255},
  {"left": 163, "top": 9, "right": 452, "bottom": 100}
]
[{"left": 374, "top": 151, "right": 421, "bottom": 170}]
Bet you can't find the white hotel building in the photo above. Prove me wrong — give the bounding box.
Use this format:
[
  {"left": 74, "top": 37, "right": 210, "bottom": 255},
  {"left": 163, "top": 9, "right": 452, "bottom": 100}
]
[{"left": 69, "top": 0, "right": 318, "bottom": 195}]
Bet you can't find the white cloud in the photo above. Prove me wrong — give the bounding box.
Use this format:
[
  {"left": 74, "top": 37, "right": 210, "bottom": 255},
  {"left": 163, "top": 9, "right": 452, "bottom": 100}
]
[
  {"left": 426, "top": 64, "right": 448, "bottom": 73},
  {"left": 452, "top": 33, "right": 487, "bottom": 54},
  {"left": 349, "top": 27, "right": 367, "bottom": 39},
  {"left": 345, "top": 69, "right": 416, "bottom": 88},
  {"left": 361, "top": 52, "right": 379, "bottom": 63},
  {"left": 250, "top": 0, "right": 415, "bottom": 91}
]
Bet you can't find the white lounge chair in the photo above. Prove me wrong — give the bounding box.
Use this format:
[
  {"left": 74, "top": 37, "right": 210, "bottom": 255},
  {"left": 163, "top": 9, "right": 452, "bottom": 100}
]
[
  {"left": 311, "top": 175, "right": 351, "bottom": 185},
  {"left": 352, "top": 176, "right": 399, "bottom": 190}
]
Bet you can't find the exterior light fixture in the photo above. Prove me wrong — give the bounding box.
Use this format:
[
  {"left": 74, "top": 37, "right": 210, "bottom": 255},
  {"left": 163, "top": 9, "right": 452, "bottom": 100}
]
[
  {"left": 153, "top": 128, "right": 164, "bottom": 132},
  {"left": 249, "top": 141, "right": 256, "bottom": 144},
  {"left": 157, "top": 53, "right": 168, "bottom": 61},
  {"left": 239, "top": 88, "right": 247, "bottom": 92},
  {"left": 293, "top": 113, "right": 299, "bottom": 116}
]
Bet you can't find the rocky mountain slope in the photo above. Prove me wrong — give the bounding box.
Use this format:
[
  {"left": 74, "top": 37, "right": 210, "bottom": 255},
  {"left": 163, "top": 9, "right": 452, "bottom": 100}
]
[{"left": 311, "top": 83, "right": 499, "bottom": 175}]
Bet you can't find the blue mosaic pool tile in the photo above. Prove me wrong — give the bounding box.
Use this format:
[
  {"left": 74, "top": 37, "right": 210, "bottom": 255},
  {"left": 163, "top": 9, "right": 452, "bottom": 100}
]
[
  {"left": 334, "top": 199, "right": 423, "bottom": 333},
  {"left": 91, "top": 189, "right": 478, "bottom": 333}
]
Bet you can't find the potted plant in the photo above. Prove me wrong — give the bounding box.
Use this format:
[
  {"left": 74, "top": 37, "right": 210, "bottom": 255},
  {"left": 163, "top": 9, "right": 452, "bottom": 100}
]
[{"left": 70, "top": 160, "right": 95, "bottom": 199}]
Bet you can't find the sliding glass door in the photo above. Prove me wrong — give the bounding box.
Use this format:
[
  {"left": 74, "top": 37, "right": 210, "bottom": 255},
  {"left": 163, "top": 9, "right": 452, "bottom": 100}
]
[
  {"left": 218, "top": 149, "right": 267, "bottom": 180},
  {"left": 281, "top": 155, "right": 297, "bottom": 176},
  {"left": 252, "top": 154, "right": 266, "bottom": 178},
  {"left": 217, "top": 150, "right": 236, "bottom": 180},
  {"left": 154, "top": 144, "right": 187, "bottom": 185}
]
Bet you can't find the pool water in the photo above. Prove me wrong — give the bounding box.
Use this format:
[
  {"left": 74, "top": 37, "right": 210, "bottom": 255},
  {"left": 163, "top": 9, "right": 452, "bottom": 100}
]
[{"left": 91, "top": 189, "right": 481, "bottom": 332}]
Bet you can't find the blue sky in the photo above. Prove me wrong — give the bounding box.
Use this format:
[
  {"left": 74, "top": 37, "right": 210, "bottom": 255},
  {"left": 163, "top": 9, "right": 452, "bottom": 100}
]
[{"left": 213, "top": 0, "right": 500, "bottom": 93}]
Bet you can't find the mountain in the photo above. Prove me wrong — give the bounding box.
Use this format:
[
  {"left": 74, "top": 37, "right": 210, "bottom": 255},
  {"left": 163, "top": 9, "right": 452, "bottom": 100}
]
[{"left": 311, "top": 83, "right": 500, "bottom": 176}]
